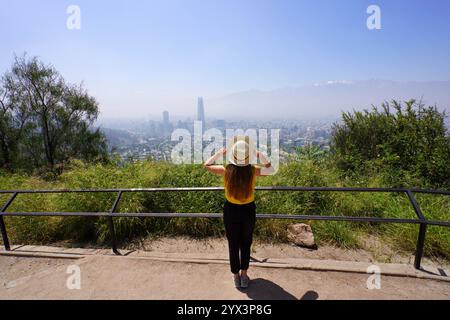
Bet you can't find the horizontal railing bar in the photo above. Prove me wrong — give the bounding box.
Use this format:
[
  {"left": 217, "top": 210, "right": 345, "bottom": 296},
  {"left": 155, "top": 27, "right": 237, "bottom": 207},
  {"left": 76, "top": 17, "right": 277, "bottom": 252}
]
[
  {"left": 2, "top": 211, "right": 448, "bottom": 226},
  {"left": 409, "top": 188, "right": 450, "bottom": 196},
  {"left": 259, "top": 187, "right": 411, "bottom": 192},
  {"left": 2, "top": 212, "right": 110, "bottom": 217},
  {"left": 425, "top": 220, "right": 450, "bottom": 227},
  {"left": 0, "top": 188, "right": 227, "bottom": 194},
  {"left": 0, "top": 186, "right": 449, "bottom": 194}
]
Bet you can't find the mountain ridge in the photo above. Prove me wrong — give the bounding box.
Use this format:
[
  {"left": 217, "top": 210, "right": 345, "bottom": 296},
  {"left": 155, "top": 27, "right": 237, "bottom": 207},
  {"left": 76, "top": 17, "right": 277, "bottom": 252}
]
[{"left": 207, "top": 80, "right": 450, "bottom": 119}]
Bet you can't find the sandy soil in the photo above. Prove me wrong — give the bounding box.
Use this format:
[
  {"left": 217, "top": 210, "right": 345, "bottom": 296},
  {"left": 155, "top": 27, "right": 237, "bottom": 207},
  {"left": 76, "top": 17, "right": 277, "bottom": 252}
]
[{"left": 1, "top": 255, "right": 449, "bottom": 300}]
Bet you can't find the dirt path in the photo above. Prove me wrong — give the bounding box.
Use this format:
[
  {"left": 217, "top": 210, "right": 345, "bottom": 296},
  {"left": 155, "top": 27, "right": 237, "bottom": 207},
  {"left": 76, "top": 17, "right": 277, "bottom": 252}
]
[
  {"left": 1, "top": 255, "right": 449, "bottom": 300},
  {"left": 125, "top": 236, "right": 450, "bottom": 268}
]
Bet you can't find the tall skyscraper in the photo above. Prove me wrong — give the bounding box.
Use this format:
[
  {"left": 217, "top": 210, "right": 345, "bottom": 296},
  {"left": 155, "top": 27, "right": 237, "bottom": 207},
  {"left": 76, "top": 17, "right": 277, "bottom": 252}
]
[
  {"left": 162, "top": 110, "right": 171, "bottom": 135},
  {"left": 197, "top": 97, "right": 205, "bottom": 126},
  {"left": 163, "top": 110, "right": 169, "bottom": 126}
]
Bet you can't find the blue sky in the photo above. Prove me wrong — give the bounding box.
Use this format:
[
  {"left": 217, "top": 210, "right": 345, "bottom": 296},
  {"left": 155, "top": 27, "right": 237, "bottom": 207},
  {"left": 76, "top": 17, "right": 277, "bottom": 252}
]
[{"left": 1, "top": 0, "right": 449, "bottom": 118}]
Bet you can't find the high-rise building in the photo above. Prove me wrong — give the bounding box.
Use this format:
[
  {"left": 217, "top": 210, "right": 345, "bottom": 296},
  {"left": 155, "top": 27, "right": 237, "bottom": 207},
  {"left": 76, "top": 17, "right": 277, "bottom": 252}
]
[
  {"left": 162, "top": 110, "right": 171, "bottom": 135},
  {"left": 197, "top": 97, "right": 205, "bottom": 126},
  {"left": 163, "top": 110, "right": 169, "bottom": 126}
]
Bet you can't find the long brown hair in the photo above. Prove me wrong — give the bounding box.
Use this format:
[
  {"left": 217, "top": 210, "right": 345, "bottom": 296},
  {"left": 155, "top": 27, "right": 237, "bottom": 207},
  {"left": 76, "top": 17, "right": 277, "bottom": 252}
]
[{"left": 224, "top": 164, "right": 255, "bottom": 201}]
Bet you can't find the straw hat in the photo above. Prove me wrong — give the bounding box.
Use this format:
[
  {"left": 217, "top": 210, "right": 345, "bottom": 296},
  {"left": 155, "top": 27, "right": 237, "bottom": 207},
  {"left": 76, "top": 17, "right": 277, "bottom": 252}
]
[{"left": 227, "top": 135, "right": 257, "bottom": 167}]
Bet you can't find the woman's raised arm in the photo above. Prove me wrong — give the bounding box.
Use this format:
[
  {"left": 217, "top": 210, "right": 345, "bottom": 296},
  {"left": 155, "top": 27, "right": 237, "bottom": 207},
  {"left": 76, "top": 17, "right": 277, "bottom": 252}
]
[
  {"left": 203, "top": 147, "right": 226, "bottom": 176},
  {"left": 255, "top": 151, "right": 275, "bottom": 176}
]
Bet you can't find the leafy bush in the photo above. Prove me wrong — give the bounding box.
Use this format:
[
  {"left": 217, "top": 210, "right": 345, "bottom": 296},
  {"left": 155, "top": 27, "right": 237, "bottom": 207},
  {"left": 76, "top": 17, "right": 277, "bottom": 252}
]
[{"left": 331, "top": 100, "right": 450, "bottom": 187}]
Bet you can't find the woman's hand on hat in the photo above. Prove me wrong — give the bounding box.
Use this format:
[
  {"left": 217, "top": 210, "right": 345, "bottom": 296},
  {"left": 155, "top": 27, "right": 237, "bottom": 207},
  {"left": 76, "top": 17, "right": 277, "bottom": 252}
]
[
  {"left": 257, "top": 150, "right": 272, "bottom": 167},
  {"left": 218, "top": 147, "right": 227, "bottom": 155}
]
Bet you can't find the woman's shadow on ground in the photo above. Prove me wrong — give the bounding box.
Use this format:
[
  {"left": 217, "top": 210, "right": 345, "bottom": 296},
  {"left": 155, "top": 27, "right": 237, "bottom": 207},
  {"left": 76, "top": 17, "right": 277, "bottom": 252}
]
[{"left": 241, "top": 278, "right": 319, "bottom": 300}]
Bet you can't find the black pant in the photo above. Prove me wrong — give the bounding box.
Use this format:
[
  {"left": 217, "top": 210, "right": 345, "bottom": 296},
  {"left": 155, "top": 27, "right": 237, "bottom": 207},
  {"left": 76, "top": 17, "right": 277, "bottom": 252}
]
[{"left": 223, "top": 200, "right": 256, "bottom": 274}]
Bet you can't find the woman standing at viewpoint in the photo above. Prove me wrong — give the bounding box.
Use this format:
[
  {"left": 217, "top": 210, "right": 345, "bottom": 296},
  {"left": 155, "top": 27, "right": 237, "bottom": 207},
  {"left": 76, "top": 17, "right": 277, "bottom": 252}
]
[{"left": 203, "top": 136, "right": 275, "bottom": 289}]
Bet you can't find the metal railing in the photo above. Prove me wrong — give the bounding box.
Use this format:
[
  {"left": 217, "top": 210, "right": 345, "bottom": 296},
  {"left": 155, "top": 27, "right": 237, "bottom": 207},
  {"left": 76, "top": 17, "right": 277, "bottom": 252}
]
[{"left": 0, "top": 186, "right": 449, "bottom": 270}]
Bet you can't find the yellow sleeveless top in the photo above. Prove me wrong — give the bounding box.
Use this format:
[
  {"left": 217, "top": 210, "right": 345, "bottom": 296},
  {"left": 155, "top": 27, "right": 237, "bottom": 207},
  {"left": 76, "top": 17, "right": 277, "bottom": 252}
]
[{"left": 224, "top": 167, "right": 256, "bottom": 205}]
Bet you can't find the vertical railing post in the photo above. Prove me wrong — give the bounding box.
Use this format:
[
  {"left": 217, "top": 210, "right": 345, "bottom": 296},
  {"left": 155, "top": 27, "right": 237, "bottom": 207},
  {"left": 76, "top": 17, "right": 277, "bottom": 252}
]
[
  {"left": 108, "top": 191, "right": 122, "bottom": 255},
  {"left": 406, "top": 190, "right": 427, "bottom": 269},
  {"left": 414, "top": 223, "right": 427, "bottom": 269},
  {"left": 0, "top": 216, "right": 10, "bottom": 251},
  {"left": 0, "top": 192, "right": 18, "bottom": 251}
]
